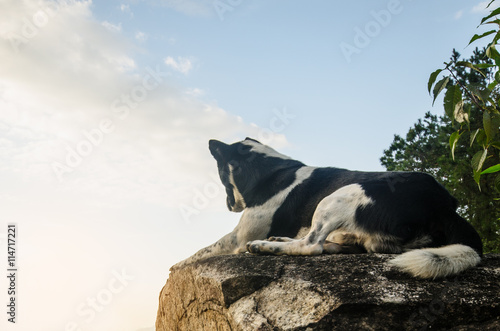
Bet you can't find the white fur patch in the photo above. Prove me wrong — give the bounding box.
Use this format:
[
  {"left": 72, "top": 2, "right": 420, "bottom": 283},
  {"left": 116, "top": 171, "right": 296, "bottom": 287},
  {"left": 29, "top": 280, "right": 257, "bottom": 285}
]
[
  {"left": 311, "top": 184, "right": 374, "bottom": 234},
  {"left": 236, "top": 166, "right": 315, "bottom": 242},
  {"left": 389, "top": 244, "right": 481, "bottom": 279},
  {"left": 228, "top": 164, "right": 246, "bottom": 212},
  {"left": 242, "top": 139, "right": 291, "bottom": 160}
]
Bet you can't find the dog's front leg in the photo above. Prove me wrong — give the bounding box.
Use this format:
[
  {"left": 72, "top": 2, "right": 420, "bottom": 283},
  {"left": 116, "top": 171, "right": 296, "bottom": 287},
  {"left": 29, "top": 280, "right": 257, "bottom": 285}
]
[{"left": 172, "top": 209, "right": 271, "bottom": 269}]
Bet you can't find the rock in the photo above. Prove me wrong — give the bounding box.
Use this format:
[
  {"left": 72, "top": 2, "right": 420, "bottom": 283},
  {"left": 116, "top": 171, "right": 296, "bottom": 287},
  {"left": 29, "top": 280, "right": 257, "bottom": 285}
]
[{"left": 156, "top": 254, "right": 500, "bottom": 330}]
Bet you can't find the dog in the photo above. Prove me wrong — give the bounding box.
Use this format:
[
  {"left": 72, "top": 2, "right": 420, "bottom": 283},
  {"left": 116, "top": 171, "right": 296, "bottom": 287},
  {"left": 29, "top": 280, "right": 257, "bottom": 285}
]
[{"left": 175, "top": 138, "right": 483, "bottom": 278}]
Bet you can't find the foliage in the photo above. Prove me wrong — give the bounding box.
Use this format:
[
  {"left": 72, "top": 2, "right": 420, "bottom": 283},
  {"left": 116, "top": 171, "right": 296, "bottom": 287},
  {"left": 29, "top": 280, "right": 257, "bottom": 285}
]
[
  {"left": 381, "top": 48, "right": 500, "bottom": 253},
  {"left": 428, "top": 2, "right": 500, "bottom": 189}
]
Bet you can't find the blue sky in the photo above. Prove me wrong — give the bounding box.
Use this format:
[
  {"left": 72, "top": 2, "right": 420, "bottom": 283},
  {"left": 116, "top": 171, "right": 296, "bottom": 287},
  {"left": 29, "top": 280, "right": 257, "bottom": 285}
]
[{"left": 0, "top": 1, "right": 496, "bottom": 331}]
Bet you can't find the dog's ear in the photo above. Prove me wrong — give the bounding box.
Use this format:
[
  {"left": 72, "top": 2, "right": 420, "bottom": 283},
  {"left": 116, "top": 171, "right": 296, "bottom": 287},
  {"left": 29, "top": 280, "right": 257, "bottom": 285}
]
[
  {"left": 209, "top": 139, "right": 229, "bottom": 160},
  {"left": 244, "top": 137, "right": 262, "bottom": 144}
]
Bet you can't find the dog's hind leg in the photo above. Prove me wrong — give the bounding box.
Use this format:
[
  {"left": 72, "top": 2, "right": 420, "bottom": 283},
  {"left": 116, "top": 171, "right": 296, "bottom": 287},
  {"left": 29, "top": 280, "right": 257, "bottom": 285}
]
[
  {"left": 247, "top": 184, "right": 373, "bottom": 256},
  {"left": 173, "top": 206, "right": 274, "bottom": 269}
]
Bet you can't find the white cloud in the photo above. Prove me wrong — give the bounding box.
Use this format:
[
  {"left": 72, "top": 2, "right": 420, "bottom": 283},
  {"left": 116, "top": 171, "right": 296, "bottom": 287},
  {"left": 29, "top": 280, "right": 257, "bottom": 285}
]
[
  {"left": 106, "top": 54, "right": 136, "bottom": 72},
  {"left": 135, "top": 31, "right": 148, "bottom": 42},
  {"left": 102, "top": 20, "right": 122, "bottom": 32},
  {"left": 185, "top": 87, "right": 205, "bottom": 97},
  {"left": 120, "top": 3, "right": 133, "bottom": 17},
  {"left": 472, "top": 2, "right": 488, "bottom": 13},
  {"left": 454, "top": 10, "right": 464, "bottom": 20},
  {"left": 164, "top": 56, "right": 194, "bottom": 74}
]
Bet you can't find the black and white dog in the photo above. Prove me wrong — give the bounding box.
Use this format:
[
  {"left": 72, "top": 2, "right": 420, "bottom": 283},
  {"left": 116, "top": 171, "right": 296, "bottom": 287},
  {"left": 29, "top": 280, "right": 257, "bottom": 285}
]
[{"left": 175, "top": 138, "right": 483, "bottom": 278}]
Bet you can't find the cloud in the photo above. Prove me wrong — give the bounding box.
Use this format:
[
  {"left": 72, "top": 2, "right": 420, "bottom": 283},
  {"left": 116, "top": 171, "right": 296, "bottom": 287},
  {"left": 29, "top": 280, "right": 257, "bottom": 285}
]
[
  {"left": 454, "top": 10, "right": 464, "bottom": 20},
  {"left": 120, "top": 3, "right": 133, "bottom": 17},
  {"left": 0, "top": 0, "right": 285, "bottom": 210},
  {"left": 135, "top": 31, "right": 148, "bottom": 42},
  {"left": 164, "top": 56, "right": 194, "bottom": 74},
  {"left": 185, "top": 87, "right": 205, "bottom": 97},
  {"left": 102, "top": 20, "right": 122, "bottom": 32}
]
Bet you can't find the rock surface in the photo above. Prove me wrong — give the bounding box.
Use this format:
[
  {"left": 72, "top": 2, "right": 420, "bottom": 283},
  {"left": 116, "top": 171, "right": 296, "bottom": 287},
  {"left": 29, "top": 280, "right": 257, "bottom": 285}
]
[{"left": 156, "top": 254, "right": 500, "bottom": 330}]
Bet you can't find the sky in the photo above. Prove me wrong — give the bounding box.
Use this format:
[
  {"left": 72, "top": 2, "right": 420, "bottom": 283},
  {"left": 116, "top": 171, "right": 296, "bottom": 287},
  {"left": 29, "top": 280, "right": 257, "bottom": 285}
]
[{"left": 0, "top": 1, "right": 497, "bottom": 330}]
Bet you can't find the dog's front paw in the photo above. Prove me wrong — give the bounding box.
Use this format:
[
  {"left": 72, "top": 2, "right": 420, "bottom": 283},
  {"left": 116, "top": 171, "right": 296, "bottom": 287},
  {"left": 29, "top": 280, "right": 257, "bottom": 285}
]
[
  {"left": 247, "top": 240, "right": 284, "bottom": 255},
  {"left": 246, "top": 240, "right": 264, "bottom": 254}
]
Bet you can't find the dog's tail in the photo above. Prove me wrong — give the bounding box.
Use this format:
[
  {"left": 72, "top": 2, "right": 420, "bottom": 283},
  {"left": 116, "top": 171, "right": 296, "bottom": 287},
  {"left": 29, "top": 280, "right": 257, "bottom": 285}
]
[
  {"left": 389, "top": 214, "right": 483, "bottom": 279},
  {"left": 388, "top": 244, "right": 480, "bottom": 279}
]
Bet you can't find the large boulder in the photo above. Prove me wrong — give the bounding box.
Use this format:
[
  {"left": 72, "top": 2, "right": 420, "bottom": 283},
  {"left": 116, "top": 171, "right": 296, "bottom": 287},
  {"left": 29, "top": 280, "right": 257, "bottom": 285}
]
[{"left": 156, "top": 254, "right": 500, "bottom": 330}]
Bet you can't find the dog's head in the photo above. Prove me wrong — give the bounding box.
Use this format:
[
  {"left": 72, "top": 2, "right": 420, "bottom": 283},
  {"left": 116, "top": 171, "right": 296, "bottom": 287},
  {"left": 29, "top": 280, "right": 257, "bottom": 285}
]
[{"left": 209, "top": 138, "right": 303, "bottom": 212}]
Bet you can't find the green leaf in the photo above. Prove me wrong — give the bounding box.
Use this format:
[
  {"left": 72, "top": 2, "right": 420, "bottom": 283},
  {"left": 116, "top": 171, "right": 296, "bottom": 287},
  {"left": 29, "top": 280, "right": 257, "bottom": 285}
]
[
  {"left": 491, "top": 140, "right": 500, "bottom": 149},
  {"left": 486, "top": 45, "right": 500, "bottom": 64},
  {"left": 468, "top": 30, "right": 496, "bottom": 45},
  {"left": 449, "top": 131, "right": 462, "bottom": 160},
  {"left": 484, "top": 111, "right": 493, "bottom": 143},
  {"left": 455, "top": 61, "right": 487, "bottom": 77},
  {"left": 432, "top": 77, "right": 450, "bottom": 105},
  {"left": 485, "top": 20, "right": 500, "bottom": 30},
  {"left": 468, "top": 84, "right": 491, "bottom": 102},
  {"left": 473, "top": 168, "right": 482, "bottom": 190},
  {"left": 472, "top": 149, "right": 488, "bottom": 190},
  {"left": 475, "top": 63, "right": 496, "bottom": 69},
  {"left": 493, "top": 30, "right": 500, "bottom": 44},
  {"left": 470, "top": 128, "right": 482, "bottom": 147},
  {"left": 483, "top": 111, "right": 500, "bottom": 143},
  {"left": 476, "top": 129, "right": 488, "bottom": 146},
  {"left": 472, "top": 149, "right": 488, "bottom": 173},
  {"left": 491, "top": 112, "right": 500, "bottom": 139},
  {"left": 428, "top": 69, "right": 443, "bottom": 94},
  {"left": 487, "top": 0, "right": 496, "bottom": 9},
  {"left": 443, "top": 84, "right": 462, "bottom": 120},
  {"left": 488, "top": 80, "right": 499, "bottom": 90},
  {"left": 480, "top": 7, "right": 500, "bottom": 25},
  {"left": 495, "top": 173, "right": 500, "bottom": 193},
  {"left": 481, "top": 164, "right": 500, "bottom": 174}
]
